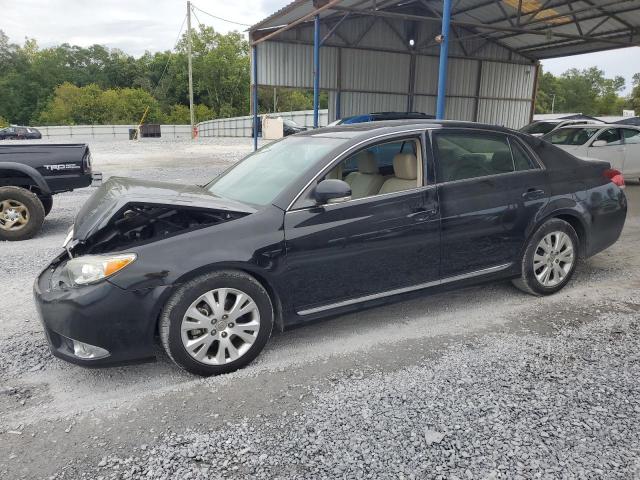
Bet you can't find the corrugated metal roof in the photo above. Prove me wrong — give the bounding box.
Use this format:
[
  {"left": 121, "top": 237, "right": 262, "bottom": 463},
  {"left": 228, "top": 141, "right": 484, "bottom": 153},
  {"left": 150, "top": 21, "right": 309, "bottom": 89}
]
[{"left": 250, "top": 0, "right": 640, "bottom": 60}]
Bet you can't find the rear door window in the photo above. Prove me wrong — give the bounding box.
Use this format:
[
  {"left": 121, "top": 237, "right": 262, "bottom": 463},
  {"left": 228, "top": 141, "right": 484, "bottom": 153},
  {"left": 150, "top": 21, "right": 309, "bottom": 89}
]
[
  {"left": 594, "top": 128, "right": 622, "bottom": 145},
  {"left": 509, "top": 139, "right": 536, "bottom": 171},
  {"left": 622, "top": 129, "right": 640, "bottom": 144},
  {"left": 434, "top": 131, "right": 514, "bottom": 182}
]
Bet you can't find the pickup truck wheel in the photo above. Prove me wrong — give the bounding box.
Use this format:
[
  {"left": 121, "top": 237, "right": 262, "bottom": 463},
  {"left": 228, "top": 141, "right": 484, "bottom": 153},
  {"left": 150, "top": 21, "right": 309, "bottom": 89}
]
[
  {"left": 40, "top": 195, "right": 53, "bottom": 216},
  {"left": 0, "top": 186, "right": 45, "bottom": 241},
  {"left": 512, "top": 219, "right": 578, "bottom": 296},
  {"left": 159, "top": 270, "right": 273, "bottom": 376}
]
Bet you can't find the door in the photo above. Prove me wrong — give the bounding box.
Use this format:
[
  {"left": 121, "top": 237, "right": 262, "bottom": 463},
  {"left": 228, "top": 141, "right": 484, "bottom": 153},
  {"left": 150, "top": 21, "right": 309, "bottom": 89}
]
[
  {"left": 622, "top": 128, "right": 640, "bottom": 177},
  {"left": 283, "top": 134, "right": 440, "bottom": 313},
  {"left": 433, "top": 129, "right": 540, "bottom": 278},
  {"left": 588, "top": 128, "right": 625, "bottom": 170}
]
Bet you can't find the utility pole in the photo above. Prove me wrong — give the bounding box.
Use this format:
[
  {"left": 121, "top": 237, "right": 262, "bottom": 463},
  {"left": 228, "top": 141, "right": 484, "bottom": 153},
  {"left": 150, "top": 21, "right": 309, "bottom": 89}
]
[{"left": 187, "top": 1, "right": 195, "bottom": 139}]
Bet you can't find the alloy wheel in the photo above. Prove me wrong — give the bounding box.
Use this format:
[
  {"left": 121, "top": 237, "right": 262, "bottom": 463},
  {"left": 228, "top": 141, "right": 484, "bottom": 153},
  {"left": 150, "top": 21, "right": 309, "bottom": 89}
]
[
  {"left": 0, "top": 199, "right": 30, "bottom": 231},
  {"left": 180, "top": 288, "right": 261, "bottom": 365},
  {"left": 533, "top": 231, "right": 575, "bottom": 287}
]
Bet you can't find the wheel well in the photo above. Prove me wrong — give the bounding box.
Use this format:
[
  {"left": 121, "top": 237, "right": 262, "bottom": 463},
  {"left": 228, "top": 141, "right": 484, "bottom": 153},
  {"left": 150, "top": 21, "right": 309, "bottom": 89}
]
[
  {"left": 157, "top": 266, "right": 285, "bottom": 335},
  {"left": 0, "top": 170, "right": 42, "bottom": 195},
  {"left": 553, "top": 214, "right": 586, "bottom": 257}
]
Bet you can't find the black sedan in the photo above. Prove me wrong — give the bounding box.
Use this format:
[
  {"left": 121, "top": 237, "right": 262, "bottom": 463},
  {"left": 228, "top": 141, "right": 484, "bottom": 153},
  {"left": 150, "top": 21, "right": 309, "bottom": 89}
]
[
  {"left": 0, "top": 126, "right": 42, "bottom": 140},
  {"left": 34, "top": 121, "right": 627, "bottom": 376}
]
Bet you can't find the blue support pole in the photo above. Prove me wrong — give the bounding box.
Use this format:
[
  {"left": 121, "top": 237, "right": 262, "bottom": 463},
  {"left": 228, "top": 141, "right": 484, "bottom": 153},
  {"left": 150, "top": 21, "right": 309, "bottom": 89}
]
[
  {"left": 252, "top": 45, "right": 258, "bottom": 151},
  {"left": 313, "top": 14, "right": 320, "bottom": 129},
  {"left": 436, "top": 0, "right": 452, "bottom": 120}
]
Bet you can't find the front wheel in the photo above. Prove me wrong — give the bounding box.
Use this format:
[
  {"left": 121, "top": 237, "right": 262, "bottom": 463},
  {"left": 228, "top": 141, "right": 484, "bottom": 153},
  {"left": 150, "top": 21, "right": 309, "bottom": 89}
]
[
  {"left": 0, "top": 186, "right": 45, "bottom": 241},
  {"left": 159, "top": 270, "right": 273, "bottom": 376},
  {"left": 512, "top": 219, "right": 579, "bottom": 296}
]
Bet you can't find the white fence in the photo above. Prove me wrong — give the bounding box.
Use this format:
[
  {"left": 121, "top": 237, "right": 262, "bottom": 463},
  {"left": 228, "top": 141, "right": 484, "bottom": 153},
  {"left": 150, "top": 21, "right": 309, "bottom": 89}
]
[
  {"left": 198, "top": 109, "right": 329, "bottom": 138},
  {"left": 34, "top": 110, "right": 329, "bottom": 140},
  {"left": 34, "top": 124, "right": 192, "bottom": 139}
]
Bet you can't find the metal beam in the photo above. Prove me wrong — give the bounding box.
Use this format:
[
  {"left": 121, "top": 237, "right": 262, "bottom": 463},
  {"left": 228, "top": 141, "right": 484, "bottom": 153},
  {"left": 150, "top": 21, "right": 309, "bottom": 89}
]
[
  {"left": 251, "top": 0, "right": 343, "bottom": 46},
  {"left": 482, "top": 0, "right": 635, "bottom": 31},
  {"left": 520, "top": 27, "right": 638, "bottom": 53},
  {"left": 252, "top": 46, "right": 258, "bottom": 151},
  {"left": 327, "top": 5, "right": 635, "bottom": 47},
  {"left": 321, "top": 12, "right": 350, "bottom": 45},
  {"left": 436, "top": 0, "right": 452, "bottom": 120},
  {"left": 566, "top": 1, "right": 583, "bottom": 36},
  {"left": 313, "top": 14, "right": 320, "bottom": 129}
]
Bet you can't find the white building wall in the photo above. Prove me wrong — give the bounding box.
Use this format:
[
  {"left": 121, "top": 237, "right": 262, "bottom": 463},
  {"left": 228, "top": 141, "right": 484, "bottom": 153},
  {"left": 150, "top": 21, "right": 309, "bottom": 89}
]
[{"left": 253, "top": 14, "right": 537, "bottom": 129}]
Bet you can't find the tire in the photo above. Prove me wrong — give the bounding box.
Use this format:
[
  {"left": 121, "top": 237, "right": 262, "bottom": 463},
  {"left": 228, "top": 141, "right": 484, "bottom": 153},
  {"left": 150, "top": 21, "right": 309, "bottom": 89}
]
[
  {"left": 40, "top": 195, "right": 53, "bottom": 216},
  {"left": 512, "top": 218, "right": 579, "bottom": 296},
  {"left": 160, "top": 270, "right": 274, "bottom": 376},
  {"left": 0, "top": 186, "right": 45, "bottom": 241}
]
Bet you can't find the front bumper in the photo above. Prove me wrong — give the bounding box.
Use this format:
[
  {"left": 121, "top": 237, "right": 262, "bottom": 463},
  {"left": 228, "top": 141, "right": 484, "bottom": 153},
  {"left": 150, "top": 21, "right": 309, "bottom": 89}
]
[{"left": 33, "top": 256, "right": 171, "bottom": 367}]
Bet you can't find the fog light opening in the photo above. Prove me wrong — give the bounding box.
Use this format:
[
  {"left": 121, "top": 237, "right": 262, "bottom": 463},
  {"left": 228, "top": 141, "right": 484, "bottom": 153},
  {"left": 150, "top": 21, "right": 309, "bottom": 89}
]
[{"left": 72, "top": 340, "right": 109, "bottom": 359}]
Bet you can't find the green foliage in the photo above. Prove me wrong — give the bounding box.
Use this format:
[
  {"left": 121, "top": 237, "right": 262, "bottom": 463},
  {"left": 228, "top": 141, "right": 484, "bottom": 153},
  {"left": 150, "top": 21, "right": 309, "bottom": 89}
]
[
  {"left": 630, "top": 73, "right": 640, "bottom": 114},
  {"left": 0, "top": 24, "right": 333, "bottom": 126},
  {"left": 535, "top": 66, "right": 632, "bottom": 116},
  {"left": 0, "top": 27, "right": 248, "bottom": 125},
  {"left": 0, "top": 115, "right": 7, "bottom": 127},
  {"left": 164, "top": 103, "right": 214, "bottom": 123},
  {"left": 37, "top": 83, "right": 164, "bottom": 125}
]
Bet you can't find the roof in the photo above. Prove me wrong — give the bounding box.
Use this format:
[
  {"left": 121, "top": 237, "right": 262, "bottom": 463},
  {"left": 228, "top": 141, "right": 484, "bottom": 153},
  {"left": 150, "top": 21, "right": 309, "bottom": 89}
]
[
  {"left": 250, "top": 0, "right": 640, "bottom": 60},
  {"left": 298, "top": 119, "right": 521, "bottom": 138}
]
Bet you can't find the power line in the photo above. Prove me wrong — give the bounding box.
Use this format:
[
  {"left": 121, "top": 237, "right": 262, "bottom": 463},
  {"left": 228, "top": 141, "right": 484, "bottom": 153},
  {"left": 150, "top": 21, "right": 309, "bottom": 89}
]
[
  {"left": 152, "top": 13, "right": 188, "bottom": 96},
  {"left": 191, "top": 3, "right": 251, "bottom": 27}
]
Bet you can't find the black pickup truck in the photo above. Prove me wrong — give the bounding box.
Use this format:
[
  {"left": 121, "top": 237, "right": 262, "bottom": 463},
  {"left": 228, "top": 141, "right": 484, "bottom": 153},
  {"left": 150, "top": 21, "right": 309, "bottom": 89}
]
[{"left": 0, "top": 144, "right": 98, "bottom": 240}]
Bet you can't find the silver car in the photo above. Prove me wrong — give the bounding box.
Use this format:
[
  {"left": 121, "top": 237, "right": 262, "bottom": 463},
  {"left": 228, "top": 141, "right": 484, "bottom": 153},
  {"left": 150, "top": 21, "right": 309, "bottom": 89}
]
[{"left": 543, "top": 124, "right": 640, "bottom": 180}]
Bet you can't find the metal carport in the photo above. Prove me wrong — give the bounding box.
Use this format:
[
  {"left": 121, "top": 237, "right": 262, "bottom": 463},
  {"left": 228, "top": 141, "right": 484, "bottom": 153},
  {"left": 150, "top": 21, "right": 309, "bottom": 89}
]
[{"left": 248, "top": 0, "right": 640, "bottom": 149}]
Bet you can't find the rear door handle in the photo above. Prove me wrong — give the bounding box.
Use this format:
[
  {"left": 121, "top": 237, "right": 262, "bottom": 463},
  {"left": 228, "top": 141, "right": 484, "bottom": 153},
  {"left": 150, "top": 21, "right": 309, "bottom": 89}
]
[{"left": 522, "top": 188, "right": 545, "bottom": 200}]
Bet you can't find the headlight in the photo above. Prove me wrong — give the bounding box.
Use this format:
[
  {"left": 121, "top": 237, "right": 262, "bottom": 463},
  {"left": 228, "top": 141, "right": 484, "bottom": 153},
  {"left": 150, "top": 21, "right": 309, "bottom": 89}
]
[
  {"left": 62, "top": 226, "right": 74, "bottom": 248},
  {"left": 61, "top": 253, "right": 137, "bottom": 286}
]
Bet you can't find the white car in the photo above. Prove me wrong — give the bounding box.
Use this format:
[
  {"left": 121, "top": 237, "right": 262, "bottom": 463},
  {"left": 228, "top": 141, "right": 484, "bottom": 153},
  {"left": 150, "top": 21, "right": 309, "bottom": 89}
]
[
  {"left": 543, "top": 124, "right": 640, "bottom": 180},
  {"left": 520, "top": 119, "right": 603, "bottom": 137}
]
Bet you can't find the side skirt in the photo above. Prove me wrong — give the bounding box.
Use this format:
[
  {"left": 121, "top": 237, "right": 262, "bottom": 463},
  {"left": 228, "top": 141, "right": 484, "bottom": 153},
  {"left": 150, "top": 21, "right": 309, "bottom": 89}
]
[{"left": 297, "top": 263, "right": 512, "bottom": 316}]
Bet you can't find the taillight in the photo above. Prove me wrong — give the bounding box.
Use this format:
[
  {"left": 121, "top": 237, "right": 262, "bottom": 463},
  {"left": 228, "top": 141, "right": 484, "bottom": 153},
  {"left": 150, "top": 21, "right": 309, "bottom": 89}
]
[
  {"left": 83, "top": 153, "right": 92, "bottom": 171},
  {"left": 603, "top": 168, "right": 624, "bottom": 189}
]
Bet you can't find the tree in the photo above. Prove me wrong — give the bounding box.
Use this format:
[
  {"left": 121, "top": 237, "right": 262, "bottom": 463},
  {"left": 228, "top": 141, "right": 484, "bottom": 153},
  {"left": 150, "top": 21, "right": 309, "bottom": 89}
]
[
  {"left": 630, "top": 73, "right": 640, "bottom": 114},
  {"left": 535, "top": 67, "right": 627, "bottom": 115}
]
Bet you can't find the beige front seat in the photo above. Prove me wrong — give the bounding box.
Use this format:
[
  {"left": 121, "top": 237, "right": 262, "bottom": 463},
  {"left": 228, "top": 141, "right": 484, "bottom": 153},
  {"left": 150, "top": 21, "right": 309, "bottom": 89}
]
[
  {"left": 378, "top": 153, "right": 418, "bottom": 194},
  {"left": 344, "top": 151, "right": 385, "bottom": 199}
]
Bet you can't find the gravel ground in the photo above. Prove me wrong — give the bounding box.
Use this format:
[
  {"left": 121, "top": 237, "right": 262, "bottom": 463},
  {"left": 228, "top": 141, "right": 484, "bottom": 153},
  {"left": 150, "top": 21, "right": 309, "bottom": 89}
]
[{"left": 0, "top": 137, "right": 639, "bottom": 479}]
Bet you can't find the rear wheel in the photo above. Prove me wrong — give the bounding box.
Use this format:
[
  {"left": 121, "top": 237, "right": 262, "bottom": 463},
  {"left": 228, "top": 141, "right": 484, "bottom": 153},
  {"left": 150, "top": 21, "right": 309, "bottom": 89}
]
[
  {"left": 0, "top": 186, "right": 45, "bottom": 241},
  {"left": 512, "top": 219, "right": 578, "bottom": 296},
  {"left": 159, "top": 270, "right": 273, "bottom": 376}
]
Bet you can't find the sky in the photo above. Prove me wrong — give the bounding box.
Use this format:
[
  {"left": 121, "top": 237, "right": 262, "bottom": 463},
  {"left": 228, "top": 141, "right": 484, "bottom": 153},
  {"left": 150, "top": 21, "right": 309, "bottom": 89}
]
[{"left": 1, "top": 0, "right": 638, "bottom": 94}]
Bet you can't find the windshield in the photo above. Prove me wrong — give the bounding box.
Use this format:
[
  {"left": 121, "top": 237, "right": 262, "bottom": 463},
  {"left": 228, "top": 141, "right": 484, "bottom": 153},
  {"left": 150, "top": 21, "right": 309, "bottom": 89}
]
[
  {"left": 544, "top": 127, "right": 600, "bottom": 145},
  {"left": 520, "top": 122, "right": 558, "bottom": 135},
  {"left": 283, "top": 119, "right": 298, "bottom": 127},
  {"left": 206, "top": 136, "right": 343, "bottom": 206}
]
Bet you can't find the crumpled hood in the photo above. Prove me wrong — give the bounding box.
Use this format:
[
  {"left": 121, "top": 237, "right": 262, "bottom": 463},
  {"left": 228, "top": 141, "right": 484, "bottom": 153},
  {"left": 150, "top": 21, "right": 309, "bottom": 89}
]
[{"left": 72, "top": 176, "right": 256, "bottom": 242}]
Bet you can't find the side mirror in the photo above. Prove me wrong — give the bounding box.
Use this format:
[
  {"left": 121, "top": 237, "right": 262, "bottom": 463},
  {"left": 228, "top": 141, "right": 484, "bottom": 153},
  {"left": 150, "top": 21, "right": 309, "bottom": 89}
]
[
  {"left": 314, "top": 179, "right": 351, "bottom": 205},
  {"left": 591, "top": 140, "right": 607, "bottom": 147}
]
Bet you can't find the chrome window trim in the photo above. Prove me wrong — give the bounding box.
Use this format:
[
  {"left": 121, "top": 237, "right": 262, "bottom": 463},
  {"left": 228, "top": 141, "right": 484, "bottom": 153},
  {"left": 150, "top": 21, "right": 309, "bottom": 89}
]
[
  {"left": 287, "top": 184, "right": 437, "bottom": 214},
  {"left": 297, "top": 263, "right": 512, "bottom": 316},
  {"left": 285, "top": 128, "right": 429, "bottom": 212}
]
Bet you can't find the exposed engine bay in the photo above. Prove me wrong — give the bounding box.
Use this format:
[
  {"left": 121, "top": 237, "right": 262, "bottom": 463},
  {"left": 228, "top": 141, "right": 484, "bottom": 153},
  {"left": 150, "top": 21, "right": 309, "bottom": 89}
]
[{"left": 75, "top": 203, "right": 248, "bottom": 254}]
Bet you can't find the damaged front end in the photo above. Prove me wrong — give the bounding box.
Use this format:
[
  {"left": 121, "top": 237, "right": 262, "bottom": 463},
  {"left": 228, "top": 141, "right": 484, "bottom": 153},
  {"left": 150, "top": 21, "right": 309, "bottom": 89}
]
[
  {"left": 64, "top": 176, "right": 256, "bottom": 256},
  {"left": 72, "top": 203, "right": 247, "bottom": 255}
]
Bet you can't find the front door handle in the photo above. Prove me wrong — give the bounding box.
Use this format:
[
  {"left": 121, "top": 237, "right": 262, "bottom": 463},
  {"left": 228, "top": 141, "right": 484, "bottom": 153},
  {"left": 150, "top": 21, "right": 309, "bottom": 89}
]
[
  {"left": 408, "top": 207, "right": 438, "bottom": 220},
  {"left": 522, "top": 188, "right": 545, "bottom": 200}
]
